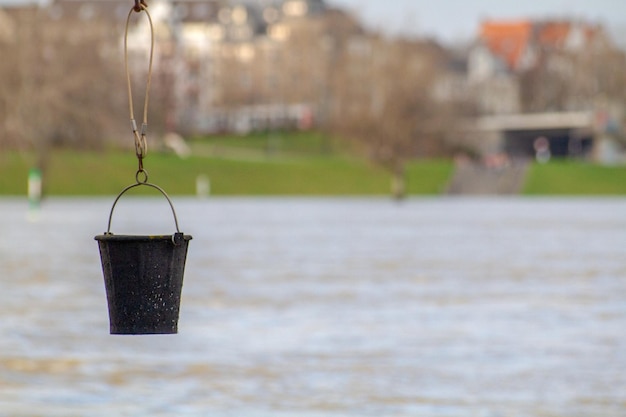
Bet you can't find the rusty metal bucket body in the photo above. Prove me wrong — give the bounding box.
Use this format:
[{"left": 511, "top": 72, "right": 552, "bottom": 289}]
[{"left": 95, "top": 181, "right": 192, "bottom": 335}]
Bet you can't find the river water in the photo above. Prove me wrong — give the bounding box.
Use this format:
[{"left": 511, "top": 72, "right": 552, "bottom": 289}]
[{"left": 0, "top": 197, "right": 624, "bottom": 417}]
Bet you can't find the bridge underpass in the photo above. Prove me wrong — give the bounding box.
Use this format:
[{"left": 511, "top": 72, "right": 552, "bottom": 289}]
[
  {"left": 448, "top": 111, "right": 597, "bottom": 194},
  {"left": 470, "top": 111, "right": 596, "bottom": 159},
  {"left": 503, "top": 127, "right": 594, "bottom": 158}
]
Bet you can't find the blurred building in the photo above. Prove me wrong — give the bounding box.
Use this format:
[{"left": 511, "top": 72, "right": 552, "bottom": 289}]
[
  {"left": 0, "top": 0, "right": 338, "bottom": 137},
  {"left": 468, "top": 19, "right": 612, "bottom": 114},
  {"left": 122, "top": 0, "right": 335, "bottom": 135},
  {"left": 1, "top": 1, "right": 623, "bottom": 162},
  {"left": 457, "top": 19, "right": 625, "bottom": 162}
]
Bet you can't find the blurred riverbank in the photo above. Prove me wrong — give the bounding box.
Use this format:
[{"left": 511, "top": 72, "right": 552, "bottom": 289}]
[{"left": 2, "top": 149, "right": 626, "bottom": 197}]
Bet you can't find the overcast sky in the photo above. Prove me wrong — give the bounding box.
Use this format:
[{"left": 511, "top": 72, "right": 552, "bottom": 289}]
[{"left": 326, "top": 0, "right": 626, "bottom": 44}]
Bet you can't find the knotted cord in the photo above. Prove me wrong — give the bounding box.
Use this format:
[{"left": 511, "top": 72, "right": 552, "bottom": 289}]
[{"left": 124, "top": 2, "right": 154, "bottom": 181}]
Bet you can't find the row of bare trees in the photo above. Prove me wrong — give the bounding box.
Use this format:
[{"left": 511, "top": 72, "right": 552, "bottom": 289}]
[
  {"left": 519, "top": 40, "right": 626, "bottom": 113},
  {"left": 0, "top": 6, "right": 127, "bottom": 162},
  {"left": 209, "top": 9, "right": 469, "bottom": 197},
  {"left": 2, "top": 4, "right": 624, "bottom": 198}
]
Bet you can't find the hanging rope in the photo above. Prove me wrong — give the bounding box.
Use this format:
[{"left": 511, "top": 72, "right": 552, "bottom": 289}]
[{"left": 124, "top": 2, "right": 154, "bottom": 182}]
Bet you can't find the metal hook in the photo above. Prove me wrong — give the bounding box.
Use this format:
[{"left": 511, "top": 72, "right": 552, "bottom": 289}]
[{"left": 133, "top": 0, "right": 147, "bottom": 12}]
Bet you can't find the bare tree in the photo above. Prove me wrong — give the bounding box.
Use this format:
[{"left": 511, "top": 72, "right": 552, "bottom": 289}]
[
  {"left": 330, "top": 36, "right": 447, "bottom": 198},
  {"left": 0, "top": 5, "right": 126, "bottom": 192},
  {"left": 519, "top": 29, "right": 626, "bottom": 113}
]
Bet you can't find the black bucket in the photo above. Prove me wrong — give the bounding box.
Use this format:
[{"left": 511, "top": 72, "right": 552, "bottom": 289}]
[{"left": 95, "top": 182, "right": 191, "bottom": 335}]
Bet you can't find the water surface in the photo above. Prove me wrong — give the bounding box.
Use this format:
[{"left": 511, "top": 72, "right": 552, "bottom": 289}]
[{"left": 0, "top": 197, "right": 624, "bottom": 416}]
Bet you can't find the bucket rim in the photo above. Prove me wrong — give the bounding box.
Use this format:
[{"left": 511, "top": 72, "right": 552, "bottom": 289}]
[{"left": 95, "top": 234, "right": 192, "bottom": 242}]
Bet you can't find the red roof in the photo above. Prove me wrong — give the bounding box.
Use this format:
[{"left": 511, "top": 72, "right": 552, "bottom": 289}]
[
  {"left": 480, "top": 20, "right": 532, "bottom": 70},
  {"left": 537, "top": 21, "right": 571, "bottom": 48},
  {"left": 479, "top": 19, "right": 606, "bottom": 72}
]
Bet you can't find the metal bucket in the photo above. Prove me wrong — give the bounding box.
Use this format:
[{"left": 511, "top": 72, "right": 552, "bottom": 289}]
[{"left": 95, "top": 182, "right": 191, "bottom": 335}]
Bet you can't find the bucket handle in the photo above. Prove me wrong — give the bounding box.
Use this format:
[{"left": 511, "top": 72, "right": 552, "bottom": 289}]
[{"left": 106, "top": 181, "right": 181, "bottom": 234}]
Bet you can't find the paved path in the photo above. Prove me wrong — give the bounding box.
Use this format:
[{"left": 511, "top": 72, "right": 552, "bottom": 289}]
[{"left": 447, "top": 159, "right": 530, "bottom": 195}]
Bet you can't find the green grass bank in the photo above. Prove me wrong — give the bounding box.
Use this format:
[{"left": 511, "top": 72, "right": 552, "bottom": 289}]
[
  {"left": 0, "top": 150, "right": 453, "bottom": 196},
  {"left": 523, "top": 160, "right": 626, "bottom": 195},
  {"left": 1, "top": 131, "right": 625, "bottom": 196}
]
